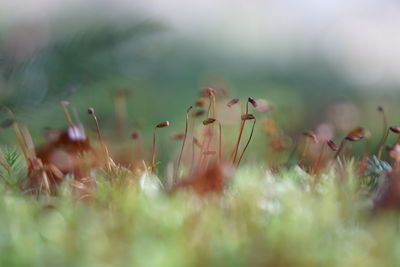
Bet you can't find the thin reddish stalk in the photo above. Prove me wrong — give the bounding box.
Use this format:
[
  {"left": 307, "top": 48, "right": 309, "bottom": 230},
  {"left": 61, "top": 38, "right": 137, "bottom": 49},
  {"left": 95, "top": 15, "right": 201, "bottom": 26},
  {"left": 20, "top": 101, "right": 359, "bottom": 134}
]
[
  {"left": 377, "top": 129, "right": 389, "bottom": 160},
  {"left": 334, "top": 139, "right": 347, "bottom": 160},
  {"left": 232, "top": 120, "right": 245, "bottom": 164},
  {"left": 176, "top": 107, "right": 192, "bottom": 177},
  {"left": 151, "top": 127, "right": 157, "bottom": 172},
  {"left": 3, "top": 108, "right": 30, "bottom": 165},
  {"left": 297, "top": 138, "right": 309, "bottom": 166},
  {"left": 313, "top": 143, "right": 325, "bottom": 174},
  {"left": 60, "top": 101, "right": 74, "bottom": 128},
  {"left": 89, "top": 112, "right": 111, "bottom": 171},
  {"left": 236, "top": 118, "right": 256, "bottom": 167}
]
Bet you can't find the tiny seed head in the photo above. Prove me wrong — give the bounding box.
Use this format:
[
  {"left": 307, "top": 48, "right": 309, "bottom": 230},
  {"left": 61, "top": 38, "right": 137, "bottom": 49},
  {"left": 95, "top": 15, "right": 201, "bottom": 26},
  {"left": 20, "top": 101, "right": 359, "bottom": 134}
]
[
  {"left": 302, "top": 130, "right": 318, "bottom": 143},
  {"left": 248, "top": 97, "right": 257, "bottom": 108},
  {"left": 206, "top": 88, "right": 215, "bottom": 96},
  {"left": 241, "top": 114, "right": 255, "bottom": 120},
  {"left": 203, "top": 118, "right": 216, "bottom": 125},
  {"left": 227, "top": 98, "right": 239, "bottom": 108},
  {"left": 345, "top": 127, "right": 364, "bottom": 142},
  {"left": 327, "top": 139, "right": 338, "bottom": 151},
  {"left": 390, "top": 126, "right": 400, "bottom": 134},
  {"left": 156, "top": 121, "right": 170, "bottom": 128}
]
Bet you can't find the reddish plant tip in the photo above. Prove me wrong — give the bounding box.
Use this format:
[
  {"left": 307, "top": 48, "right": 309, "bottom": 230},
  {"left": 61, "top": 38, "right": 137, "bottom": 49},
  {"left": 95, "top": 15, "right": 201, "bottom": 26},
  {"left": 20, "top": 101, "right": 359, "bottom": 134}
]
[
  {"left": 193, "top": 110, "right": 206, "bottom": 118},
  {"left": 131, "top": 131, "right": 140, "bottom": 140},
  {"left": 390, "top": 126, "right": 400, "bottom": 134},
  {"left": 87, "top": 107, "right": 95, "bottom": 115},
  {"left": 248, "top": 97, "right": 257, "bottom": 108},
  {"left": 302, "top": 130, "right": 318, "bottom": 143},
  {"left": 327, "top": 139, "right": 338, "bottom": 151},
  {"left": 156, "top": 121, "right": 170, "bottom": 128},
  {"left": 345, "top": 127, "right": 364, "bottom": 142},
  {"left": 241, "top": 114, "right": 256, "bottom": 121},
  {"left": 227, "top": 98, "right": 239, "bottom": 108},
  {"left": 206, "top": 88, "right": 215, "bottom": 96},
  {"left": 203, "top": 118, "right": 216, "bottom": 125}
]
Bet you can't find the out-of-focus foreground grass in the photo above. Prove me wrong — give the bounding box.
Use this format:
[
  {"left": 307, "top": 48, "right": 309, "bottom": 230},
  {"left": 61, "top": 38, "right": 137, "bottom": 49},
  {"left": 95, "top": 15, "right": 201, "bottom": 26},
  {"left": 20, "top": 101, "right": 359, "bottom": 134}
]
[{"left": 0, "top": 163, "right": 399, "bottom": 267}]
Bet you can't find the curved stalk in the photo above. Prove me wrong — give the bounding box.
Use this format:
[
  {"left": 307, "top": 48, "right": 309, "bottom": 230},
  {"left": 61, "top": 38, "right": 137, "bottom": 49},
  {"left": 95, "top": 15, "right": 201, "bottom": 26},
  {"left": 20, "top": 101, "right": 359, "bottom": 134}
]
[
  {"left": 377, "top": 129, "right": 389, "bottom": 160},
  {"left": 232, "top": 120, "right": 245, "bottom": 164},
  {"left": 88, "top": 109, "right": 111, "bottom": 171},
  {"left": 176, "top": 106, "right": 192, "bottom": 177},
  {"left": 3, "top": 107, "right": 30, "bottom": 165},
  {"left": 237, "top": 118, "right": 256, "bottom": 167},
  {"left": 313, "top": 143, "right": 325, "bottom": 175},
  {"left": 60, "top": 101, "right": 74, "bottom": 128},
  {"left": 298, "top": 138, "right": 309, "bottom": 166},
  {"left": 151, "top": 127, "right": 157, "bottom": 172},
  {"left": 334, "top": 139, "right": 347, "bottom": 159}
]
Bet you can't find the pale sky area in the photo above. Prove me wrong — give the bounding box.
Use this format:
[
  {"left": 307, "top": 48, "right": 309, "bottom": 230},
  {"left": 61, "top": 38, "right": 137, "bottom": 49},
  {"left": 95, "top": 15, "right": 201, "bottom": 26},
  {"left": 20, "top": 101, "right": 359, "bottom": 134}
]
[{"left": 2, "top": 0, "right": 400, "bottom": 88}]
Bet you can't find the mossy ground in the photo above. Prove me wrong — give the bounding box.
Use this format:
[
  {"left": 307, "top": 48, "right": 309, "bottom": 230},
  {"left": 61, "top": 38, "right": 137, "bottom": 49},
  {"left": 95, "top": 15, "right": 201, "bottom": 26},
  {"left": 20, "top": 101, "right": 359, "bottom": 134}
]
[{"left": 0, "top": 162, "right": 399, "bottom": 267}]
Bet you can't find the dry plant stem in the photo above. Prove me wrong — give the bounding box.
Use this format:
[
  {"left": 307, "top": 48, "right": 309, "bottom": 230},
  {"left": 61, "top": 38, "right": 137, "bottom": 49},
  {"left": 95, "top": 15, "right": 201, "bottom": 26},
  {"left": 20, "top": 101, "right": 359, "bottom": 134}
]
[
  {"left": 201, "top": 121, "right": 222, "bottom": 166},
  {"left": 151, "top": 127, "right": 157, "bottom": 172},
  {"left": 176, "top": 107, "right": 192, "bottom": 178},
  {"left": 199, "top": 94, "right": 216, "bottom": 166},
  {"left": 199, "top": 126, "right": 214, "bottom": 167},
  {"left": 90, "top": 114, "right": 111, "bottom": 171},
  {"left": 4, "top": 108, "right": 29, "bottom": 164},
  {"left": 297, "top": 138, "right": 309, "bottom": 166},
  {"left": 334, "top": 139, "right": 347, "bottom": 159},
  {"left": 39, "top": 171, "right": 51, "bottom": 195},
  {"left": 377, "top": 129, "right": 389, "bottom": 160},
  {"left": 190, "top": 137, "right": 196, "bottom": 174},
  {"left": 232, "top": 100, "right": 252, "bottom": 164},
  {"left": 212, "top": 94, "right": 217, "bottom": 118},
  {"left": 313, "top": 143, "right": 325, "bottom": 175},
  {"left": 232, "top": 120, "right": 245, "bottom": 164},
  {"left": 21, "top": 125, "right": 36, "bottom": 158},
  {"left": 189, "top": 109, "right": 198, "bottom": 169},
  {"left": 60, "top": 101, "right": 74, "bottom": 127},
  {"left": 236, "top": 118, "right": 256, "bottom": 167}
]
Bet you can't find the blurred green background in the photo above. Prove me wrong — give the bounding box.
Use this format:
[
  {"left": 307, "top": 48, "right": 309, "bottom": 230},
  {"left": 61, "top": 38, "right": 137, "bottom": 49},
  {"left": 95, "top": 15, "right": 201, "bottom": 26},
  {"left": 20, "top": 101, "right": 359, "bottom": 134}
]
[{"left": 1, "top": 0, "right": 400, "bottom": 163}]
